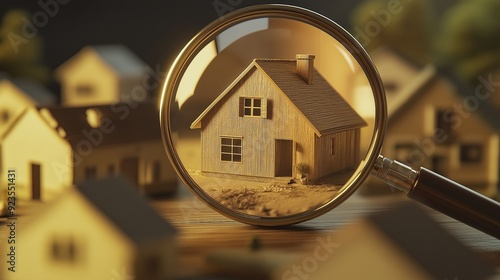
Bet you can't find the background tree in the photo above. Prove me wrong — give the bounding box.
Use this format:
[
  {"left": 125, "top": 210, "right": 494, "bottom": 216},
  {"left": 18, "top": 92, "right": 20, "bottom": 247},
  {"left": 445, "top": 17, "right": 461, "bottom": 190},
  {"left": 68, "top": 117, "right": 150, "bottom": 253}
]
[
  {"left": 0, "top": 10, "right": 49, "bottom": 83},
  {"left": 350, "top": 0, "right": 436, "bottom": 66},
  {"left": 435, "top": 0, "right": 500, "bottom": 81}
]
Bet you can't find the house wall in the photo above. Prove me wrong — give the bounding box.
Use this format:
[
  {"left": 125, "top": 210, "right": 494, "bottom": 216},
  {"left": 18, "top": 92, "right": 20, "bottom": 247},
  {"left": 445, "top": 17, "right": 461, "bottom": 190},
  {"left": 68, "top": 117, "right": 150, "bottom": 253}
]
[
  {"left": 314, "top": 129, "right": 361, "bottom": 178},
  {"left": 58, "top": 49, "right": 119, "bottom": 106},
  {"left": 5, "top": 191, "right": 135, "bottom": 280},
  {"left": 383, "top": 77, "right": 498, "bottom": 195},
  {"left": 200, "top": 67, "right": 317, "bottom": 179},
  {"left": 1, "top": 109, "right": 73, "bottom": 201},
  {"left": 73, "top": 140, "right": 177, "bottom": 194}
]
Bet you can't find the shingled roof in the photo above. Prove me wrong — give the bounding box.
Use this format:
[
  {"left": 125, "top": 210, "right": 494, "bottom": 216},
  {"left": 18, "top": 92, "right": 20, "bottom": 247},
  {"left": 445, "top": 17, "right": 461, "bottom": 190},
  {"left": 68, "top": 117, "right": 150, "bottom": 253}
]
[
  {"left": 41, "top": 101, "right": 161, "bottom": 148},
  {"left": 78, "top": 177, "right": 176, "bottom": 244},
  {"left": 191, "top": 58, "right": 367, "bottom": 136}
]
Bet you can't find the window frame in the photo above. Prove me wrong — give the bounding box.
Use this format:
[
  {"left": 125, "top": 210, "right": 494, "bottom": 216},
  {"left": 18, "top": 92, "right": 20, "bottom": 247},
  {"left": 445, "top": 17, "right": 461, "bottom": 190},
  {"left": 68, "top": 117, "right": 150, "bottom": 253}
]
[
  {"left": 220, "top": 136, "right": 242, "bottom": 163},
  {"left": 239, "top": 97, "right": 267, "bottom": 119}
]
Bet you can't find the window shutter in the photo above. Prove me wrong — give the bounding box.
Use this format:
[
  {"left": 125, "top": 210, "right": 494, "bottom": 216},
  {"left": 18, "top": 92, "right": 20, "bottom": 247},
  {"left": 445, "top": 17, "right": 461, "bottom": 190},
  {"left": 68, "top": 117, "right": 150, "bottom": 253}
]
[
  {"left": 261, "top": 98, "right": 267, "bottom": 119},
  {"left": 239, "top": 97, "right": 244, "bottom": 117}
]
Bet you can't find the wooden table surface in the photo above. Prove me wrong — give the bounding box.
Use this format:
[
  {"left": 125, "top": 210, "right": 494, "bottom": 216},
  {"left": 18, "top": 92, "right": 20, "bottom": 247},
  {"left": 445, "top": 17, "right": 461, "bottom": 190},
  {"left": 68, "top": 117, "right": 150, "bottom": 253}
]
[
  {"left": 2, "top": 183, "right": 499, "bottom": 279},
  {"left": 155, "top": 184, "right": 500, "bottom": 278}
]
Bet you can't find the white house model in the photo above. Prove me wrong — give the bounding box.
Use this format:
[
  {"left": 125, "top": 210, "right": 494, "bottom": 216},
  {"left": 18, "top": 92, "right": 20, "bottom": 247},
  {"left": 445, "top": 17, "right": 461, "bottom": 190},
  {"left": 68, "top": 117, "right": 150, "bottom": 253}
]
[
  {"left": 0, "top": 107, "right": 72, "bottom": 201},
  {"left": 55, "top": 45, "right": 147, "bottom": 106},
  {"left": 7, "top": 177, "right": 177, "bottom": 280}
]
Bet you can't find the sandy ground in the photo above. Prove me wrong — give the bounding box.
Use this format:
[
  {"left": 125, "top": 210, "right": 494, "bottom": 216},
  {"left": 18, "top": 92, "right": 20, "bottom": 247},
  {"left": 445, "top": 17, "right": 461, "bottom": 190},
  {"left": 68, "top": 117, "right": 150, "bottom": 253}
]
[{"left": 189, "top": 171, "right": 354, "bottom": 217}]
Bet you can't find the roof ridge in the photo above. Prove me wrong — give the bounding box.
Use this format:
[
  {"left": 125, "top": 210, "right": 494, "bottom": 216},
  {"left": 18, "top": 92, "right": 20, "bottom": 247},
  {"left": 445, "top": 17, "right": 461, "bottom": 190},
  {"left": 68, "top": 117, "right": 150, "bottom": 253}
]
[{"left": 254, "top": 58, "right": 295, "bottom": 62}]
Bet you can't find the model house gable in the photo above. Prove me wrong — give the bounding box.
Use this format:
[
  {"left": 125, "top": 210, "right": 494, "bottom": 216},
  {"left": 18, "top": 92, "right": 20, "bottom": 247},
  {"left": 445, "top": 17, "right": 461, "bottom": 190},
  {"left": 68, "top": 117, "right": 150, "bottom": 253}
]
[
  {"left": 0, "top": 107, "right": 72, "bottom": 201},
  {"left": 0, "top": 77, "right": 55, "bottom": 133},
  {"left": 55, "top": 45, "right": 147, "bottom": 106},
  {"left": 192, "top": 55, "right": 367, "bottom": 136}
]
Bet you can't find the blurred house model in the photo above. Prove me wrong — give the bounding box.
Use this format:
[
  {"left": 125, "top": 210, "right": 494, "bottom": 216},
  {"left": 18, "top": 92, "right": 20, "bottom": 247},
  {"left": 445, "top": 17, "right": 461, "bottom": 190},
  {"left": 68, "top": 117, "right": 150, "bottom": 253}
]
[
  {"left": 42, "top": 101, "right": 177, "bottom": 195},
  {"left": 0, "top": 107, "right": 72, "bottom": 201},
  {"left": 191, "top": 54, "right": 367, "bottom": 181},
  {"left": 9, "top": 177, "right": 176, "bottom": 280},
  {"left": 380, "top": 65, "right": 499, "bottom": 197},
  {"left": 277, "top": 202, "right": 495, "bottom": 280},
  {"left": 55, "top": 45, "right": 147, "bottom": 106},
  {"left": 370, "top": 47, "right": 422, "bottom": 97},
  {"left": 0, "top": 76, "right": 56, "bottom": 134}
]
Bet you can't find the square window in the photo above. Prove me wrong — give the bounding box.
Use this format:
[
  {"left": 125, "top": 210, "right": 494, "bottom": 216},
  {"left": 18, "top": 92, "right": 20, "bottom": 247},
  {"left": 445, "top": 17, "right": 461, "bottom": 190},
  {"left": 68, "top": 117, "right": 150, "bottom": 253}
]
[
  {"left": 243, "top": 97, "right": 262, "bottom": 117},
  {"left": 221, "top": 137, "right": 242, "bottom": 162},
  {"left": 460, "top": 144, "right": 482, "bottom": 163},
  {"left": 51, "top": 237, "right": 77, "bottom": 263}
]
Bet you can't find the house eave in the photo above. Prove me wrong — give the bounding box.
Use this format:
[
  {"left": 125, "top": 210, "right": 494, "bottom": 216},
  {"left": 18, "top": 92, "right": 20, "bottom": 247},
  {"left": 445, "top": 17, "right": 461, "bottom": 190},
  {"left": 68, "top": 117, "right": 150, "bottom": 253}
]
[{"left": 317, "top": 123, "right": 367, "bottom": 137}]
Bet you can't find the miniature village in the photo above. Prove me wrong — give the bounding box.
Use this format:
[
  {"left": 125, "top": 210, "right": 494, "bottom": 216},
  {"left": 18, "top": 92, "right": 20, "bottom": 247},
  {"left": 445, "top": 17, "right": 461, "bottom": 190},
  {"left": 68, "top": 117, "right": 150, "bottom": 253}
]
[{"left": 1, "top": 0, "right": 500, "bottom": 279}]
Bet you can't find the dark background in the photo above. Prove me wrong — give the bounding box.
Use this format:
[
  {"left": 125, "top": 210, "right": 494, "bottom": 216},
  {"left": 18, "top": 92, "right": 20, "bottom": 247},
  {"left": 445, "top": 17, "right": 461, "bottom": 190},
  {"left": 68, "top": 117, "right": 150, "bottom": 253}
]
[{"left": 0, "top": 1, "right": 368, "bottom": 73}]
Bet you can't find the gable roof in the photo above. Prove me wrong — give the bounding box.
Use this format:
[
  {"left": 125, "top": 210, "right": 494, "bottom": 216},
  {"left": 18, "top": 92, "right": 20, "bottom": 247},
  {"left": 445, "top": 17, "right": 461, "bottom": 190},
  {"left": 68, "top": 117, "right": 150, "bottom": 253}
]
[
  {"left": 91, "top": 45, "right": 147, "bottom": 77},
  {"left": 41, "top": 101, "right": 161, "bottom": 148},
  {"left": 78, "top": 177, "right": 176, "bottom": 244},
  {"left": 191, "top": 58, "right": 367, "bottom": 136}
]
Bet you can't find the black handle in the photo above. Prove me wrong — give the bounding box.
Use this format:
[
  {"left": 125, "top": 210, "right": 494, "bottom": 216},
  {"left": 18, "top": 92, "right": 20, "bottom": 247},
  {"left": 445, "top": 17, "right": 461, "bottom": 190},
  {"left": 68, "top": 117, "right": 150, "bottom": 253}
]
[{"left": 407, "top": 167, "right": 500, "bottom": 239}]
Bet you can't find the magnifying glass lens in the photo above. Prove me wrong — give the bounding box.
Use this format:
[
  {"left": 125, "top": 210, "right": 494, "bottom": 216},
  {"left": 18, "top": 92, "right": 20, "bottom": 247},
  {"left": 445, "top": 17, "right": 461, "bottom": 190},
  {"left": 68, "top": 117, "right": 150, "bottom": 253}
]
[{"left": 162, "top": 5, "right": 384, "bottom": 225}]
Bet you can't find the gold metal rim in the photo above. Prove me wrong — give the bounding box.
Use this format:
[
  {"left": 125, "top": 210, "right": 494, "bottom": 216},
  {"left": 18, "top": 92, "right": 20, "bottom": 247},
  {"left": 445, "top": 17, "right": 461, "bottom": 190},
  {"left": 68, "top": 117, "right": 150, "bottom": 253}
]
[{"left": 159, "top": 4, "right": 387, "bottom": 226}]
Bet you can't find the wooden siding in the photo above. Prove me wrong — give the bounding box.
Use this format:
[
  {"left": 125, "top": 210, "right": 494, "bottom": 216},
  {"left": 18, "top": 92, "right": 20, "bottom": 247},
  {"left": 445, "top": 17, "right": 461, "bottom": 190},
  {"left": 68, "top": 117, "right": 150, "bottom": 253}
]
[
  {"left": 314, "top": 129, "right": 361, "bottom": 179},
  {"left": 199, "top": 66, "right": 362, "bottom": 181},
  {"left": 200, "top": 67, "right": 317, "bottom": 179}
]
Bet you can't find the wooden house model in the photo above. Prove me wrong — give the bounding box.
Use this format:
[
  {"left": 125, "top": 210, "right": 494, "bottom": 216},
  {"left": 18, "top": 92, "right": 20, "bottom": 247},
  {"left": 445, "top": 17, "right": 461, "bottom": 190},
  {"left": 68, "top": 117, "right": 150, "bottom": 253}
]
[
  {"left": 369, "top": 46, "right": 423, "bottom": 97},
  {"left": 7, "top": 177, "right": 176, "bottom": 280},
  {"left": 55, "top": 45, "right": 147, "bottom": 106},
  {"left": 380, "top": 66, "right": 500, "bottom": 196},
  {"left": 191, "top": 54, "right": 367, "bottom": 181},
  {"left": 278, "top": 202, "right": 495, "bottom": 280},
  {"left": 43, "top": 101, "right": 177, "bottom": 195},
  {"left": 0, "top": 107, "right": 72, "bottom": 201}
]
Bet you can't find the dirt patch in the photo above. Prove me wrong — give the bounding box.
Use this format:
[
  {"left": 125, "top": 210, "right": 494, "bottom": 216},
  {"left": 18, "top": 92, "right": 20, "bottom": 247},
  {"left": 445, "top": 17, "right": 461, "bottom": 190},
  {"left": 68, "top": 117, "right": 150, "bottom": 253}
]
[{"left": 190, "top": 172, "right": 347, "bottom": 217}]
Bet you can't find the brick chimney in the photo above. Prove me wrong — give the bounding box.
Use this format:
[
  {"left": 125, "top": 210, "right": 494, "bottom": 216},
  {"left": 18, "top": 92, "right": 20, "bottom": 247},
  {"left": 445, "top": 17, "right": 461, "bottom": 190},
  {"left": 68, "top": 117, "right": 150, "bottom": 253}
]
[{"left": 296, "top": 54, "right": 315, "bottom": 85}]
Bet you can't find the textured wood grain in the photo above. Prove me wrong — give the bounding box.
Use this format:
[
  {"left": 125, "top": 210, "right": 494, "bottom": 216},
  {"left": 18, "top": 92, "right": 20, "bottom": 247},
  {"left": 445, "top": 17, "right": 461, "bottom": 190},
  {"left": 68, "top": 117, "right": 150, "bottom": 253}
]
[{"left": 0, "top": 188, "right": 499, "bottom": 278}]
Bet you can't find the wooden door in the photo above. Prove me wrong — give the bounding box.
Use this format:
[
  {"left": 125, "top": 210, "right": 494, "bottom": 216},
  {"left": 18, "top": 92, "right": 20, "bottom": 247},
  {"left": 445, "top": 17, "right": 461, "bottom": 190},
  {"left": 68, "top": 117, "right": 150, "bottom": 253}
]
[
  {"left": 275, "top": 140, "right": 293, "bottom": 177},
  {"left": 31, "top": 163, "right": 41, "bottom": 200}
]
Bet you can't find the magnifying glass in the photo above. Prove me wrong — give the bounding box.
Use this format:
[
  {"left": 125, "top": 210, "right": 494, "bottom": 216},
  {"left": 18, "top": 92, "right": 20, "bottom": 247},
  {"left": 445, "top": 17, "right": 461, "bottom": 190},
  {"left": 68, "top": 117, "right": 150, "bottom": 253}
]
[{"left": 159, "top": 4, "right": 500, "bottom": 238}]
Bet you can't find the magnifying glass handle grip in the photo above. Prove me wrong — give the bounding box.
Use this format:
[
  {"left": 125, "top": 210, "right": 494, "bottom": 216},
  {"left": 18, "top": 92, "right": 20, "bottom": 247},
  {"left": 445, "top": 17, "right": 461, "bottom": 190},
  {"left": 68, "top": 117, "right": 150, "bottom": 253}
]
[{"left": 408, "top": 167, "right": 500, "bottom": 239}]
